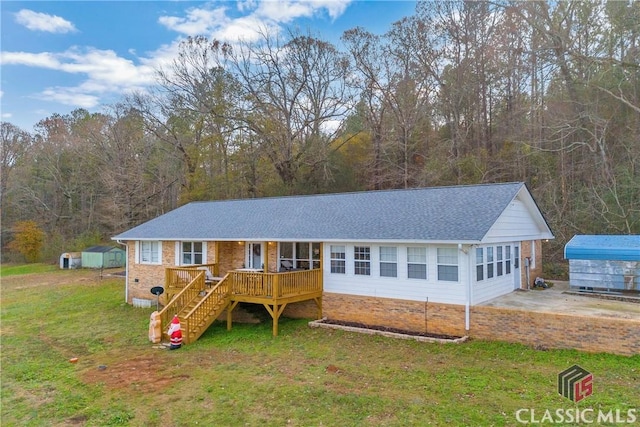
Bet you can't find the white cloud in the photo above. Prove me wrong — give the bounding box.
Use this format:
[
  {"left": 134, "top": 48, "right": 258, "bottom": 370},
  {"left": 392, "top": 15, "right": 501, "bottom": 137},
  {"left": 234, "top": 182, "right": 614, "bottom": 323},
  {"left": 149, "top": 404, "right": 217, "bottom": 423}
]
[
  {"left": 39, "top": 87, "right": 99, "bottom": 108},
  {"left": 158, "top": 6, "right": 230, "bottom": 37},
  {"left": 1, "top": 47, "right": 157, "bottom": 109},
  {"left": 1, "top": 48, "right": 156, "bottom": 88},
  {"left": 159, "top": 0, "right": 353, "bottom": 42},
  {"left": 2, "top": 112, "right": 12, "bottom": 119},
  {"left": 15, "top": 9, "right": 77, "bottom": 33}
]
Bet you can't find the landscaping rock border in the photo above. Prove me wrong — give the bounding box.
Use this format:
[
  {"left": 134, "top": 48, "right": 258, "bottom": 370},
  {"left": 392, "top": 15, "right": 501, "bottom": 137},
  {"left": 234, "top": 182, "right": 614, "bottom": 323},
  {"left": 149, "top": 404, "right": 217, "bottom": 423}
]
[{"left": 308, "top": 318, "right": 468, "bottom": 344}]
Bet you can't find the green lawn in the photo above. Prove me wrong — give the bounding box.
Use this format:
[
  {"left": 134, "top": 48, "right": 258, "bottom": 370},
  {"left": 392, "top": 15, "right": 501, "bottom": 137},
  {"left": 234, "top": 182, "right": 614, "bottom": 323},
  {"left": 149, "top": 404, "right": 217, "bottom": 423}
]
[
  {"left": 1, "top": 269, "right": 638, "bottom": 426},
  {"left": 0, "top": 263, "right": 57, "bottom": 277}
]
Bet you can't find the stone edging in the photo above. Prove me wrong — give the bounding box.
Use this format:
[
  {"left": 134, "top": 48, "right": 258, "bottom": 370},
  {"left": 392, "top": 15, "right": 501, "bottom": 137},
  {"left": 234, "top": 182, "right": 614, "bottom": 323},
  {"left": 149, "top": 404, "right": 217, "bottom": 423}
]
[{"left": 308, "top": 318, "right": 468, "bottom": 344}]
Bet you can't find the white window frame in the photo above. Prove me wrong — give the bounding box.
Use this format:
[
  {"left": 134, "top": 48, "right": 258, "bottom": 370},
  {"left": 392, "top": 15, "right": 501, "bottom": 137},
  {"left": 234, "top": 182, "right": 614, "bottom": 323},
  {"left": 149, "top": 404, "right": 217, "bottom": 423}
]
[
  {"left": 407, "top": 246, "right": 427, "bottom": 280},
  {"left": 330, "top": 245, "right": 346, "bottom": 274},
  {"left": 137, "top": 241, "right": 162, "bottom": 265},
  {"left": 487, "top": 246, "right": 494, "bottom": 279},
  {"left": 354, "top": 246, "right": 371, "bottom": 276},
  {"left": 379, "top": 246, "right": 398, "bottom": 278},
  {"left": 476, "top": 247, "right": 484, "bottom": 281},
  {"left": 437, "top": 247, "right": 459, "bottom": 282},
  {"left": 180, "top": 241, "right": 205, "bottom": 265}
]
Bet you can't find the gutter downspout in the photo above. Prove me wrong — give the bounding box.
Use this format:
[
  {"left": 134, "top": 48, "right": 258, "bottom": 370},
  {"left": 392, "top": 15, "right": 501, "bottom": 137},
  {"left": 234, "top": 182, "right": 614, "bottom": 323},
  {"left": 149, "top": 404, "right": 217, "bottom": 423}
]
[
  {"left": 115, "top": 239, "right": 128, "bottom": 303},
  {"left": 460, "top": 244, "right": 472, "bottom": 333},
  {"left": 466, "top": 245, "right": 474, "bottom": 332}
]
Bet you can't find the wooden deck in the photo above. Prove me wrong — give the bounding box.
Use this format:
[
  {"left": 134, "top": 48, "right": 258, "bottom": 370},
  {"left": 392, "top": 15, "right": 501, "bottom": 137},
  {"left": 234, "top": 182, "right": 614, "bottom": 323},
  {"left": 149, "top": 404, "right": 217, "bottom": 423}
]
[{"left": 158, "top": 266, "right": 322, "bottom": 343}]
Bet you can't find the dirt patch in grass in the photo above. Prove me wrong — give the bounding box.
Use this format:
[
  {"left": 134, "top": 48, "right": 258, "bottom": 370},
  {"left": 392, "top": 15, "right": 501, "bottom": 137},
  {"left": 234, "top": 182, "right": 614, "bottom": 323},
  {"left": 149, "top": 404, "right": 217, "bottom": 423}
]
[{"left": 82, "top": 354, "right": 188, "bottom": 392}]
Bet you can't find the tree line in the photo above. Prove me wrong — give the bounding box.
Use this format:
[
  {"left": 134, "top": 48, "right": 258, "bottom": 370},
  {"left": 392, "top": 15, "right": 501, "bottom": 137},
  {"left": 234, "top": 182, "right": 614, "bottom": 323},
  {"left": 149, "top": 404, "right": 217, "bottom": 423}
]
[{"left": 1, "top": 1, "right": 638, "bottom": 271}]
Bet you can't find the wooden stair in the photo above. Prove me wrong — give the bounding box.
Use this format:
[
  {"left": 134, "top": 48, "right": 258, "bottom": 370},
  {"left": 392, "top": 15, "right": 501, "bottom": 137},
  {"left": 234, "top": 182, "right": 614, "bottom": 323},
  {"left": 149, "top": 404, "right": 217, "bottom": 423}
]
[
  {"left": 160, "top": 273, "right": 231, "bottom": 345},
  {"left": 179, "top": 284, "right": 231, "bottom": 344}
]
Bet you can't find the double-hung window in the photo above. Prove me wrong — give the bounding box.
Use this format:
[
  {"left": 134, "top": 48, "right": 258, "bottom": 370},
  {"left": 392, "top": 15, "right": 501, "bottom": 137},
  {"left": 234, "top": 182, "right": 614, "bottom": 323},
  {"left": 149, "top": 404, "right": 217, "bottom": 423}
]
[
  {"left": 139, "top": 241, "right": 161, "bottom": 264},
  {"left": 487, "top": 246, "right": 494, "bottom": 279},
  {"left": 407, "top": 247, "right": 427, "bottom": 279},
  {"left": 505, "top": 245, "right": 512, "bottom": 274},
  {"left": 437, "top": 247, "right": 459, "bottom": 281},
  {"left": 476, "top": 247, "right": 484, "bottom": 281},
  {"left": 354, "top": 246, "right": 371, "bottom": 276},
  {"left": 182, "top": 242, "right": 203, "bottom": 265},
  {"left": 330, "top": 245, "right": 346, "bottom": 274},
  {"left": 497, "top": 246, "right": 504, "bottom": 276},
  {"left": 379, "top": 246, "right": 397, "bottom": 277}
]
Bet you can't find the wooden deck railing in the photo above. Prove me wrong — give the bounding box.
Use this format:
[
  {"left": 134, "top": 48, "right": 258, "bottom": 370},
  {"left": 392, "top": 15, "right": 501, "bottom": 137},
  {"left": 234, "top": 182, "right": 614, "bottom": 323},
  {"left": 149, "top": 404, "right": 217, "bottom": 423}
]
[
  {"left": 157, "top": 267, "right": 323, "bottom": 343},
  {"left": 158, "top": 270, "right": 206, "bottom": 334},
  {"left": 229, "top": 269, "right": 322, "bottom": 299}
]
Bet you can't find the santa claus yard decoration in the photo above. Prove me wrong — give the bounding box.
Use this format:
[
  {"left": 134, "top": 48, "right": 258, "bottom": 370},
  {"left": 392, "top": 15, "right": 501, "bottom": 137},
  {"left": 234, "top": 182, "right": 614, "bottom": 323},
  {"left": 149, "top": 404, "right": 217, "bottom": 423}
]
[{"left": 167, "top": 315, "right": 183, "bottom": 350}]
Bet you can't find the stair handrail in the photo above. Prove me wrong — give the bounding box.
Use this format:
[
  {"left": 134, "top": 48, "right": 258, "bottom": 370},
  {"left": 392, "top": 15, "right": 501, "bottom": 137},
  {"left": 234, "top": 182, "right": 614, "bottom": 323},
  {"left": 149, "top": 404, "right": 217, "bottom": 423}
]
[
  {"left": 158, "top": 271, "right": 206, "bottom": 334},
  {"left": 182, "top": 276, "right": 231, "bottom": 343},
  {"left": 184, "top": 274, "right": 230, "bottom": 319}
]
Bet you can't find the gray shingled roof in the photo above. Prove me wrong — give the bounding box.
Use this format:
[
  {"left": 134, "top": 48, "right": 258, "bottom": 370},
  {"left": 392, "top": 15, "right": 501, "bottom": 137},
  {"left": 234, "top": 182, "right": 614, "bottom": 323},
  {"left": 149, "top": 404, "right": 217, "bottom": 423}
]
[{"left": 113, "top": 182, "right": 527, "bottom": 243}]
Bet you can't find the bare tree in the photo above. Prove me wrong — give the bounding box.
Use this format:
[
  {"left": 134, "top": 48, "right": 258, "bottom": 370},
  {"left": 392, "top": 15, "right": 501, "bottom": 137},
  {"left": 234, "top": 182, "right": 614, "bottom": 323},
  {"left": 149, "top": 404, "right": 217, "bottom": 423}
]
[{"left": 228, "top": 29, "right": 353, "bottom": 193}]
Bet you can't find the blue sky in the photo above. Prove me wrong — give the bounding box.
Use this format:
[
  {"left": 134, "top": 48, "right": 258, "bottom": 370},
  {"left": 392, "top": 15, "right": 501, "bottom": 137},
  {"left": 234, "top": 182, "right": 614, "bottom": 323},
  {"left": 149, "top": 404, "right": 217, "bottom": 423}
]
[{"left": 1, "top": 1, "right": 417, "bottom": 132}]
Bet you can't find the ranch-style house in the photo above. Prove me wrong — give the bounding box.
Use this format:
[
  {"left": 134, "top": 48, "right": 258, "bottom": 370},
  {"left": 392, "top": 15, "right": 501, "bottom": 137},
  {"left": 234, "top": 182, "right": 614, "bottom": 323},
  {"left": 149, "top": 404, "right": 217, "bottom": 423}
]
[{"left": 112, "top": 182, "right": 554, "bottom": 344}]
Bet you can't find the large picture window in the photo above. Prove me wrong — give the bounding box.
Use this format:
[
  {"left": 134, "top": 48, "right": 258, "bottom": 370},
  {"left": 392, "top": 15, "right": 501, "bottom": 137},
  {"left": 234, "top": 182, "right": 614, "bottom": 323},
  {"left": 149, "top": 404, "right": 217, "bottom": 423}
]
[
  {"left": 354, "top": 246, "right": 371, "bottom": 276},
  {"left": 407, "top": 247, "right": 427, "bottom": 279},
  {"left": 330, "top": 245, "right": 346, "bottom": 274},
  {"left": 140, "top": 241, "right": 161, "bottom": 264},
  {"left": 437, "top": 247, "right": 458, "bottom": 281},
  {"left": 182, "top": 242, "right": 203, "bottom": 265},
  {"left": 379, "top": 246, "right": 397, "bottom": 277}
]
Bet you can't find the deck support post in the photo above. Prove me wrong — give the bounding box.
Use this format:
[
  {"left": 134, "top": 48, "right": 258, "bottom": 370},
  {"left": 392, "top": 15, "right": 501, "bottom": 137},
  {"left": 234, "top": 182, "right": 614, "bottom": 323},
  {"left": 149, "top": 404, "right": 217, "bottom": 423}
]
[
  {"left": 227, "top": 300, "right": 240, "bottom": 331},
  {"left": 264, "top": 303, "right": 287, "bottom": 336},
  {"left": 313, "top": 296, "right": 322, "bottom": 319}
]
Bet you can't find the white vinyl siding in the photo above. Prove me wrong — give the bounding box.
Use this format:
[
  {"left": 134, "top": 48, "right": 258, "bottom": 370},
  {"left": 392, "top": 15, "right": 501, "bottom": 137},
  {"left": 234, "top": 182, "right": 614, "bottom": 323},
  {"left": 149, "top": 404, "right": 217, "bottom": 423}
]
[
  {"left": 323, "top": 243, "right": 468, "bottom": 305},
  {"left": 473, "top": 243, "right": 518, "bottom": 304}
]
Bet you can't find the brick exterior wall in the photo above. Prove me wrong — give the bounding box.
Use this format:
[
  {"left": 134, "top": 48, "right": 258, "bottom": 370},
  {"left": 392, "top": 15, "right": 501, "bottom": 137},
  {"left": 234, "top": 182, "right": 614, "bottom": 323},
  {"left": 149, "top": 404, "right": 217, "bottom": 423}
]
[
  {"left": 320, "top": 293, "right": 467, "bottom": 337},
  {"left": 520, "top": 240, "right": 544, "bottom": 289},
  {"left": 470, "top": 306, "right": 640, "bottom": 356},
  {"left": 314, "top": 293, "right": 639, "bottom": 356},
  {"left": 125, "top": 240, "right": 247, "bottom": 305}
]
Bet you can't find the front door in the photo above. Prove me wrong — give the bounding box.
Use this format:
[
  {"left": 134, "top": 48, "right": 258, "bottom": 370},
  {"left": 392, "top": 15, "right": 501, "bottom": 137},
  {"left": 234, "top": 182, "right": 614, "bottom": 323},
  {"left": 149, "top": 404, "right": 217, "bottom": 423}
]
[
  {"left": 247, "top": 242, "right": 263, "bottom": 270},
  {"left": 513, "top": 244, "right": 521, "bottom": 289}
]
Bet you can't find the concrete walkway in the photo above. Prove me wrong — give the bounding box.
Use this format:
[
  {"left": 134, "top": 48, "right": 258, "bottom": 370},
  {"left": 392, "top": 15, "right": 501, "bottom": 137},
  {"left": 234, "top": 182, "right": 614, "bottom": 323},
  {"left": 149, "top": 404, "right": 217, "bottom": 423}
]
[{"left": 481, "top": 281, "right": 640, "bottom": 320}]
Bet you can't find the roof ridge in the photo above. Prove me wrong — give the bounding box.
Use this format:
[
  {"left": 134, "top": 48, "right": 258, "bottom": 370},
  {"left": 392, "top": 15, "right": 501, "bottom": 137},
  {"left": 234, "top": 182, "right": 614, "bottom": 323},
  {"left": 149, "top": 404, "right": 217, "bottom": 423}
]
[{"left": 184, "top": 181, "right": 524, "bottom": 205}]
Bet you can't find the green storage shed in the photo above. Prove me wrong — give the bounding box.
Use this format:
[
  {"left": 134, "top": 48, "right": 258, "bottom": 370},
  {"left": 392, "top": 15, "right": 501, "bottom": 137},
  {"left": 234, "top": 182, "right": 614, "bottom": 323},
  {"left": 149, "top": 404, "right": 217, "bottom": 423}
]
[{"left": 81, "top": 246, "right": 126, "bottom": 269}]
